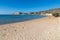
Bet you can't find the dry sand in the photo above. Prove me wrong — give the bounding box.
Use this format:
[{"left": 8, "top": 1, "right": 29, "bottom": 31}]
[{"left": 0, "top": 17, "right": 60, "bottom": 40}]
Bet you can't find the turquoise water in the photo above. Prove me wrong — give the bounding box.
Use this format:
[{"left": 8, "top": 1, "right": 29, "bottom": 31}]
[{"left": 0, "top": 15, "right": 45, "bottom": 25}]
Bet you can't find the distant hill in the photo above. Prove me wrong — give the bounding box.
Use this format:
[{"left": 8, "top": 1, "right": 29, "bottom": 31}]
[
  {"left": 13, "top": 8, "right": 60, "bottom": 15},
  {"left": 40, "top": 8, "right": 60, "bottom": 14}
]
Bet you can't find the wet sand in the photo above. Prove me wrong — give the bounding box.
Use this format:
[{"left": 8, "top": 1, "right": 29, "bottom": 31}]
[{"left": 0, "top": 17, "right": 60, "bottom": 40}]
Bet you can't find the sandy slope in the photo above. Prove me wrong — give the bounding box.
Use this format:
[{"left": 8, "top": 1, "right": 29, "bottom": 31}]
[{"left": 0, "top": 17, "right": 60, "bottom": 40}]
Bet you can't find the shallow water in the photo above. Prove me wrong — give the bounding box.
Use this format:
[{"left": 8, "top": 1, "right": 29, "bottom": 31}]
[{"left": 0, "top": 15, "right": 45, "bottom": 25}]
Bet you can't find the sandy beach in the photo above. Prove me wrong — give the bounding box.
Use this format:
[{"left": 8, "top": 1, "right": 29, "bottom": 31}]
[{"left": 0, "top": 17, "right": 60, "bottom": 40}]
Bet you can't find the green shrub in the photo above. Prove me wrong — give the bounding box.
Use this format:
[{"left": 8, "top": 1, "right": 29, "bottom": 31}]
[{"left": 52, "top": 13, "right": 60, "bottom": 17}]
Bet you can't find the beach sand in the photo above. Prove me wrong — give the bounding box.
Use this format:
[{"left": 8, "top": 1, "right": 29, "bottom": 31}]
[{"left": 0, "top": 17, "right": 60, "bottom": 40}]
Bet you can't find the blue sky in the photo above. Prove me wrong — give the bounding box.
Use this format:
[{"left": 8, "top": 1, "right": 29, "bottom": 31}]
[{"left": 0, "top": 0, "right": 60, "bottom": 14}]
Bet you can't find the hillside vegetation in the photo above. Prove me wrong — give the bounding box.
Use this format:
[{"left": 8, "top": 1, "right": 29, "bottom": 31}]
[{"left": 14, "top": 8, "right": 60, "bottom": 16}]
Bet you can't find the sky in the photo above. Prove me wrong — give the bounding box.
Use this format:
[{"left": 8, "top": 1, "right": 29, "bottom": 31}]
[{"left": 0, "top": 0, "right": 60, "bottom": 14}]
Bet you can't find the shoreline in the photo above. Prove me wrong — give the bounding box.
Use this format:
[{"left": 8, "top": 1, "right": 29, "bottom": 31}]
[
  {"left": 0, "top": 16, "right": 60, "bottom": 40},
  {"left": 0, "top": 16, "right": 47, "bottom": 25},
  {"left": 0, "top": 15, "right": 45, "bottom": 25}
]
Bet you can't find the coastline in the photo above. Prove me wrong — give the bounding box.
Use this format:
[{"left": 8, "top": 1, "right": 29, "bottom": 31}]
[
  {"left": 0, "top": 16, "right": 60, "bottom": 40},
  {"left": 0, "top": 16, "right": 47, "bottom": 25},
  {"left": 0, "top": 15, "right": 45, "bottom": 25}
]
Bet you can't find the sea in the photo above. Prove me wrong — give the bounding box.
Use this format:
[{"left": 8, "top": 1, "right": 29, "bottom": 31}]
[{"left": 0, "top": 15, "right": 45, "bottom": 25}]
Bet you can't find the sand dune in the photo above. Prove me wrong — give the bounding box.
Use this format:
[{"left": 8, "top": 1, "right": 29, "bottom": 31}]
[{"left": 0, "top": 17, "right": 60, "bottom": 40}]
